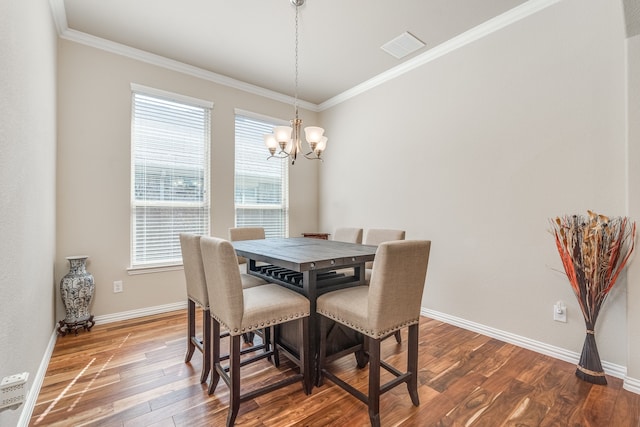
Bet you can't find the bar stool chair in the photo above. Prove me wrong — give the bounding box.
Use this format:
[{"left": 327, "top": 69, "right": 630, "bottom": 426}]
[
  {"left": 228, "top": 227, "right": 268, "bottom": 344},
  {"left": 180, "top": 233, "right": 212, "bottom": 384},
  {"left": 333, "top": 227, "right": 363, "bottom": 244},
  {"left": 180, "top": 233, "right": 269, "bottom": 384},
  {"left": 229, "top": 227, "right": 265, "bottom": 273},
  {"left": 316, "top": 240, "right": 431, "bottom": 427},
  {"left": 363, "top": 228, "right": 406, "bottom": 343},
  {"left": 200, "top": 236, "right": 312, "bottom": 427}
]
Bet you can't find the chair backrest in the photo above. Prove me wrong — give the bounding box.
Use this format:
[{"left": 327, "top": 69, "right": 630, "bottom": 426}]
[
  {"left": 364, "top": 229, "right": 406, "bottom": 246},
  {"left": 179, "top": 233, "right": 209, "bottom": 308},
  {"left": 200, "top": 236, "right": 245, "bottom": 333},
  {"left": 364, "top": 229, "right": 406, "bottom": 269},
  {"left": 229, "top": 227, "right": 265, "bottom": 241},
  {"left": 333, "top": 227, "right": 363, "bottom": 244},
  {"left": 367, "top": 240, "right": 431, "bottom": 337},
  {"left": 229, "top": 227, "right": 265, "bottom": 265}
]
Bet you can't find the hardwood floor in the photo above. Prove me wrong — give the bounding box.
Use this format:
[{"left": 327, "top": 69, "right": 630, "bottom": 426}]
[{"left": 30, "top": 310, "right": 640, "bottom": 426}]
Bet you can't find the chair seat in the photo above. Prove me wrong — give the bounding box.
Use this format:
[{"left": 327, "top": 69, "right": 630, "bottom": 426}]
[
  {"left": 235, "top": 284, "right": 310, "bottom": 335},
  {"left": 317, "top": 286, "right": 368, "bottom": 333},
  {"left": 241, "top": 273, "right": 267, "bottom": 289}
]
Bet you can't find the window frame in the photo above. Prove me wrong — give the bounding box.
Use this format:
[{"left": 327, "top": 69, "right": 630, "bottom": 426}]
[
  {"left": 129, "top": 83, "right": 212, "bottom": 272},
  {"left": 234, "top": 109, "right": 290, "bottom": 239}
]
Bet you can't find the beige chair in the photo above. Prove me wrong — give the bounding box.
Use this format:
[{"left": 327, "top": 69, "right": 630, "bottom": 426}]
[
  {"left": 229, "top": 227, "right": 265, "bottom": 270},
  {"left": 363, "top": 228, "right": 406, "bottom": 269},
  {"left": 333, "top": 227, "right": 363, "bottom": 244},
  {"left": 228, "top": 227, "right": 269, "bottom": 343},
  {"left": 363, "top": 228, "right": 406, "bottom": 343},
  {"left": 181, "top": 233, "right": 268, "bottom": 384},
  {"left": 316, "top": 240, "right": 431, "bottom": 427},
  {"left": 200, "top": 236, "right": 312, "bottom": 426},
  {"left": 180, "top": 233, "right": 212, "bottom": 384}
]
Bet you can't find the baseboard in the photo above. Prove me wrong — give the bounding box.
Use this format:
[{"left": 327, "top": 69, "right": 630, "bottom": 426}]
[
  {"left": 93, "top": 301, "right": 187, "bottom": 325},
  {"left": 624, "top": 376, "right": 640, "bottom": 394},
  {"left": 17, "top": 328, "right": 58, "bottom": 427},
  {"left": 422, "top": 307, "right": 639, "bottom": 393}
]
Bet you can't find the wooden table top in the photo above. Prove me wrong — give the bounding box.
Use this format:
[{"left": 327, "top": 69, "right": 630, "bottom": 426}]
[{"left": 232, "top": 237, "right": 377, "bottom": 272}]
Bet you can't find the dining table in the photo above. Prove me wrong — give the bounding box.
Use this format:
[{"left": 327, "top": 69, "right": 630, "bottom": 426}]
[{"left": 232, "top": 237, "right": 378, "bottom": 386}]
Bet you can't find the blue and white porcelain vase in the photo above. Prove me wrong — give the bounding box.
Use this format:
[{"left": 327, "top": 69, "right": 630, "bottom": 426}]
[{"left": 57, "top": 256, "right": 95, "bottom": 336}]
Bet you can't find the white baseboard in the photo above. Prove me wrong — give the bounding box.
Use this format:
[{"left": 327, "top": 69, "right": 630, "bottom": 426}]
[
  {"left": 623, "top": 375, "right": 640, "bottom": 394},
  {"left": 17, "top": 328, "right": 58, "bottom": 427},
  {"left": 93, "top": 301, "right": 187, "bottom": 325},
  {"left": 421, "top": 307, "right": 639, "bottom": 394}
]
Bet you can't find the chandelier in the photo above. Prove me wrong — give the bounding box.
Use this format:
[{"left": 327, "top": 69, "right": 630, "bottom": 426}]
[{"left": 264, "top": 0, "right": 327, "bottom": 165}]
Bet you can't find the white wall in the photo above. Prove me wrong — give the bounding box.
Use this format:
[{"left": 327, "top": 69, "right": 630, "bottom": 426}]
[
  {"left": 627, "top": 33, "right": 640, "bottom": 384},
  {"left": 319, "top": 0, "right": 631, "bottom": 367},
  {"left": 0, "top": 1, "right": 57, "bottom": 425},
  {"left": 56, "top": 40, "right": 320, "bottom": 318}
]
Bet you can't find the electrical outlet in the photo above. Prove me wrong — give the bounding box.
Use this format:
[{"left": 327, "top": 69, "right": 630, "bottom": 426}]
[
  {"left": 1, "top": 372, "right": 28, "bottom": 409},
  {"left": 113, "top": 280, "right": 123, "bottom": 293},
  {"left": 553, "top": 301, "right": 567, "bottom": 322}
]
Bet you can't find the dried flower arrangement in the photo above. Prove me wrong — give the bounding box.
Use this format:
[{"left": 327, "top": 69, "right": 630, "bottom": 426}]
[{"left": 550, "top": 210, "right": 636, "bottom": 384}]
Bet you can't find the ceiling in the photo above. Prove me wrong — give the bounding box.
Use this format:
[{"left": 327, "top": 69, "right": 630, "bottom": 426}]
[{"left": 58, "top": 0, "right": 530, "bottom": 106}]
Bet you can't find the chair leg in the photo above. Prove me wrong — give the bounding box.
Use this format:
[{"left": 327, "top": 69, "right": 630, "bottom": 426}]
[
  {"left": 242, "top": 331, "right": 255, "bottom": 345},
  {"left": 394, "top": 330, "right": 402, "bottom": 344},
  {"left": 407, "top": 324, "right": 419, "bottom": 406},
  {"left": 208, "top": 319, "right": 221, "bottom": 395},
  {"left": 272, "top": 326, "right": 280, "bottom": 367},
  {"left": 368, "top": 338, "right": 381, "bottom": 427},
  {"left": 264, "top": 327, "right": 272, "bottom": 363},
  {"left": 185, "top": 299, "right": 196, "bottom": 363},
  {"left": 227, "top": 335, "right": 241, "bottom": 427},
  {"left": 200, "top": 308, "right": 211, "bottom": 384}
]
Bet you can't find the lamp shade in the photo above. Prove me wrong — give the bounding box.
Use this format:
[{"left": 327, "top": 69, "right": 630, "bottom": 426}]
[
  {"left": 304, "top": 126, "right": 325, "bottom": 143},
  {"left": 274, "top": 126, "right": 293, "bottom": 143},
  {"left": 264, "top": 134, "right": 278, "bottom": 150},
  {"left": 316, "top": 136, "right": 327, "bottom": 152}
]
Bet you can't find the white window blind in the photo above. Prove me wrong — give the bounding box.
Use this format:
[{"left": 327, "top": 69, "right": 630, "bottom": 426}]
[
  {"left": 131, "top": 86, "right": 211, "bottom": 267},
  {"left": 234, "top": 112, "right": 289, "bottom": 238}
]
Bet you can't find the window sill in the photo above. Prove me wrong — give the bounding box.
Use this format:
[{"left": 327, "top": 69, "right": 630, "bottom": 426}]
[{"left": 127, "top": 263, "right": 184, "bottom": 276}]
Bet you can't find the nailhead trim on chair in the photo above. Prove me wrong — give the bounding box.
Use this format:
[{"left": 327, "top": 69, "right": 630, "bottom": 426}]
[
  {"left": 210, "top": 311, "right": 310, "bottom": 336},
  {"left": 317, "top": 309, "right": 420, "bottom": 338}
]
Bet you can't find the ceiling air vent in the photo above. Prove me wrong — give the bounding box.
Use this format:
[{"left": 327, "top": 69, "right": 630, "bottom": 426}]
[{"left": 381, "top": 31, "right": 425, "bottom": 59}]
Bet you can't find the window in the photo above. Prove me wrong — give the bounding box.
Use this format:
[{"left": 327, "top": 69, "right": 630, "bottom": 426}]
[
  {"left": 131, "top": 84, "right": 211, "bottom": 268},
  {"left": 234, "top": 110, "right": 289, "bottom": 238}
]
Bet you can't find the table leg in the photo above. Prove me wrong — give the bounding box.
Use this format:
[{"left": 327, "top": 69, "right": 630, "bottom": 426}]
[{"left": 302, "top": 270, "right": 319, "bottom": 385}]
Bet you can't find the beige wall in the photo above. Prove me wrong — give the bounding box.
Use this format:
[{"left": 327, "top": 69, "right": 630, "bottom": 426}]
[
  {"left": 627, "top": 33, "right": 640, "bottom": 383},
  {"left": 0, "top": 1, "right": 57, "bottom": 425},
  {"left": 56, "top": 40, "right": 319, "bottom": 318},
  {"left": 319, "top": 0, "right": 631, "bottom": 367}
]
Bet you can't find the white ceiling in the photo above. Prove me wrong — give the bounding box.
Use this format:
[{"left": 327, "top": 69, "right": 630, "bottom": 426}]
[{"left": 59, "top": 0, "right": 530, "bottom": 106}]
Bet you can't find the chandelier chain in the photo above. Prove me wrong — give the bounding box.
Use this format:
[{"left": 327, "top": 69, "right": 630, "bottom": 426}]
[{"left": 294, "top": 4, "right": 299, "bottom": 116}]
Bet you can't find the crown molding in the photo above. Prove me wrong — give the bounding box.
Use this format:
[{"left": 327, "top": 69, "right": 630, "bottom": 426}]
[
  {"left": 49, "top": 0, "right": 560, "bottom": 113},
  {"left": 318, "top": 0, "right": 562, "bottom": 111}
]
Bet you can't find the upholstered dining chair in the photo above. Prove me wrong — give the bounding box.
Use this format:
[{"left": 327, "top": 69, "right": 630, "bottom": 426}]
[
  {"left": 180, "top": 233, "right": 212, "bottom": 384},
  {"left": 363, "top": 228, "right": 406, "bottom": 270},
  {"left": 363, "top": 228, "right": 406, "bottom": 343},
  {"left": 228, "top": 227, "right": 268, "bottom": 344},
  {"left": 180, "top": 233, "right": 268, "bottom": 384},
  {"left": 200, "top": 236, "right": 311, "bottom": 427},
  {"left": 316, "top": 240, "right": 431, "bottom": 427},
  {"left": 229, "top": 227, "right": 265, "bottom": 271},
  {"left": 333, "top": 227, "right": 363, "bottom": 244}
]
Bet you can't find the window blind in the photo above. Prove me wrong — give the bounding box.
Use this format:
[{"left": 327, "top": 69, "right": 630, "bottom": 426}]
[
  {"left": 131, "top": 88, "right": 211, "bottom": 267},
  {"left": 234, "top": 113, "right": 289, "bottom": 238}
]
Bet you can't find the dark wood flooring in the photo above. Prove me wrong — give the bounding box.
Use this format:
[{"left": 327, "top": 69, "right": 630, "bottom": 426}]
[{"left": 29, "top": 309, "right": 640, "bottom": 426}]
